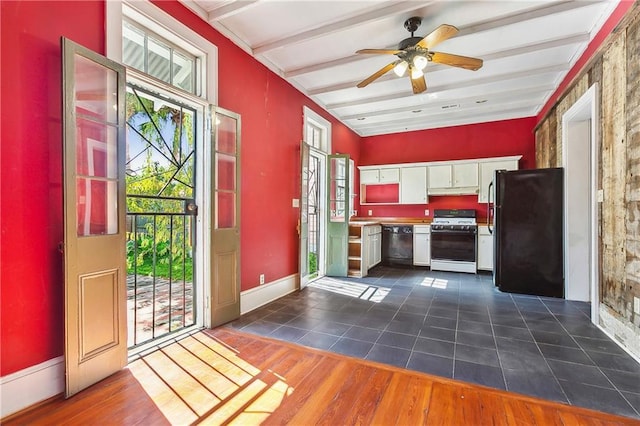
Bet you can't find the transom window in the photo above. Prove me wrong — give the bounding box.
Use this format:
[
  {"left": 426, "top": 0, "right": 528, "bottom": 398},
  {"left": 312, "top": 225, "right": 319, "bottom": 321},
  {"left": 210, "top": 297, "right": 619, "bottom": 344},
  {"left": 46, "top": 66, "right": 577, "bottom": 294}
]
[
  {"left": 303, "top": 106, "right": 331, "bottom": 154},
  {"left": 306, "top": 121, "right": 323, "bottom": 150},
  {"left": 122, "top": 20, "right": 197, "bottom": 94}
]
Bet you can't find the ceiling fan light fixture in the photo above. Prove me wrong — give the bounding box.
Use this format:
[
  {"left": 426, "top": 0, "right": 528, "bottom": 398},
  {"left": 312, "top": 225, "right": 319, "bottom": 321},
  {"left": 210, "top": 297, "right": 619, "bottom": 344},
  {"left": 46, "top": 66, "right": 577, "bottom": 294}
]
[
  {"left": 412, "top": 54, "right": 428, "bottom": 71},
  {"left": 393, "top": 60, "right": 408, "bottom": 77},
  {"left": 410, "top": 67, "right": 423, "bottom": 79}
]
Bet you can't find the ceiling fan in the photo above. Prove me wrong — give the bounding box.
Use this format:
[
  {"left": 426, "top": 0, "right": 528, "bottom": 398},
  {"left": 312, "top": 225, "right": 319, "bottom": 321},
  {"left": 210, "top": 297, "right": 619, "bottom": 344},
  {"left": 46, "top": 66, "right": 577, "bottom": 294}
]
[{"left": 356, "top": 17, "right": 483, "bottom": 94}]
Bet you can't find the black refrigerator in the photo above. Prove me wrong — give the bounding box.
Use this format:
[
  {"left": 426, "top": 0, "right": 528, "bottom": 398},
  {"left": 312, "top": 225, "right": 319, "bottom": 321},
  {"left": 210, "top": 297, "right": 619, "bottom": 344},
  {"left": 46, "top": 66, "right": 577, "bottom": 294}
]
[{"left": 488, "top": 168, "right": 564, "bottom": 298}]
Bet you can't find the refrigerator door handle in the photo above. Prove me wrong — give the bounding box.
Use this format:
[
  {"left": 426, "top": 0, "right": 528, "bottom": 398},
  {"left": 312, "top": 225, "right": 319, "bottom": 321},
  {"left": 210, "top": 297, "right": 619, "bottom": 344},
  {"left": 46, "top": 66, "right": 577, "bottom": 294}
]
[{"left": 487, "top": 181, "right": 494, "bottom": 234}]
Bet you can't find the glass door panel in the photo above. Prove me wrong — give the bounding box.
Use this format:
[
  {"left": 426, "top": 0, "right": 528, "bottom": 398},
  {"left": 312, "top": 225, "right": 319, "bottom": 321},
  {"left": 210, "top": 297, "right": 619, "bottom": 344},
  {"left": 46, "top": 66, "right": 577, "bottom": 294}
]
[
  {"left": 326, "top": 154, "right": 349, "bottom": 276},
  {"left": 210, "top": 107, "right": 241, "bottom": 326}
]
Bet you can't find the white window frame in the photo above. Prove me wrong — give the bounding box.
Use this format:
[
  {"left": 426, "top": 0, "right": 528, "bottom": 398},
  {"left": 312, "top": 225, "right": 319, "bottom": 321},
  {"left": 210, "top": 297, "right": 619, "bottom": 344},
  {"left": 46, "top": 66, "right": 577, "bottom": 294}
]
[
  {"left": 106, "top": 0, "right": 217, "bottom": 103},
  {"left": 303, "top": 106, "right": 331, "bottom": 154},
  {"left": 106, "top": 0, "right": 217, "bottom": 333}
]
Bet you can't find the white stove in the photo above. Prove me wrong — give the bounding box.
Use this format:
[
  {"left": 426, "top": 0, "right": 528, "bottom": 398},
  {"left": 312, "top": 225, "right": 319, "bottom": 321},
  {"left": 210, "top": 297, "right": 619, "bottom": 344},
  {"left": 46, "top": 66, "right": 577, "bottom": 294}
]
[{"left": 430, "top": 209, "right": 478, "bottom": 274}]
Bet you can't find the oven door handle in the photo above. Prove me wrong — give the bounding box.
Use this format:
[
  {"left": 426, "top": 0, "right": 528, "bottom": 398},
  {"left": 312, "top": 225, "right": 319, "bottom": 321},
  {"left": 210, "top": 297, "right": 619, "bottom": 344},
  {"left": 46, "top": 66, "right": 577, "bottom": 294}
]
[{"left": 431, "top": 230, "right": 477, "bottom": 235}]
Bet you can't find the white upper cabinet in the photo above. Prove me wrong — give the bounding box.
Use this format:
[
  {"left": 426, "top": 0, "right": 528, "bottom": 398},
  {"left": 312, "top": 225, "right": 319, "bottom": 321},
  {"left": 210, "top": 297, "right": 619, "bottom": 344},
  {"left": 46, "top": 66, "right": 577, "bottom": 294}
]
[
  {"left": 400, "top": 166, "right": 427, "bottom": 204},
  {"left": 427, "top": 165, "right": 452, "bottom": 189},
  {"left": 453, "top": 163, "right": 478, "bottom": 187},
  {"left": 360, "top": 167, "right": 399, "bottom": 184},
  {"left": 360, "top": 169, "right": 379, "bottom": 184},
  {"left": 478, "top": 158, "right": 520, "bottom": 202},
  {"left": 428, "top": 162, "right": 478, "bottom": 194},
  {"left": 359, "top": 156, "right": 521, "bottom": 202},
  {"left": 379, "top": 168, "right": 399, "bottom": 183}
]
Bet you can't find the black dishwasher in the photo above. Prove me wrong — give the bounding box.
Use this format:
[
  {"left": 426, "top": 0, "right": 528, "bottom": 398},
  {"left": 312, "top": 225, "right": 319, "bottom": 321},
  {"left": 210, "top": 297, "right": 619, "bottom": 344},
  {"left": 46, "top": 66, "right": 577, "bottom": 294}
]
[{"left": 382, "top": 225, "right": 413, "bottom": 266}]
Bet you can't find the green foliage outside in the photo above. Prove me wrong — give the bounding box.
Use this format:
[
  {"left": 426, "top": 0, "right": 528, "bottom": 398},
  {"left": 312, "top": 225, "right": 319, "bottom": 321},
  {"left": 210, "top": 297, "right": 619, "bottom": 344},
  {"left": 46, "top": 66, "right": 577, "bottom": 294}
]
[
  {"left": 125, "top": 89, "right": 195, "bottom": 281},
  {"left": 126, "top": 226, "right": 193, "bottom": 281},
  {"left": 308, "top": 251, "right": 318, "bottom": 279}
]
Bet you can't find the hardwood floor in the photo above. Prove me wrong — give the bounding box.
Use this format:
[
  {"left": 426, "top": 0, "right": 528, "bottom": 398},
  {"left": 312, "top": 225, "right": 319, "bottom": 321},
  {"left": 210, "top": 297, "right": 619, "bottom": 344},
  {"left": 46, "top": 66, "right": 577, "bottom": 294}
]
[{"left": 5, "top": 328, "right": 640, "bottom": 425}]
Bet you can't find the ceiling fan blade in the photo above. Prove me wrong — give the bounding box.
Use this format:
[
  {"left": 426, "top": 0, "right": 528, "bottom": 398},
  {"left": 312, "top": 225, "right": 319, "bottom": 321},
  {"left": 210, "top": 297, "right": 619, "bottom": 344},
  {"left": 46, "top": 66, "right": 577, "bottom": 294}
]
[
  {"left": 356, "top": 48, "right": 402, "bottom": 55},
  {"left": 411, "top": 74, "right": 427, "bottom": 94},
  {"left": 430, "top": 52, "right": 483, "bottom": 70},
  {"left": 357, "top": 61, "right": 398, "bottom": 88},
  {"left": 417, "top": 24, "right": 458, "bottom": 49}
]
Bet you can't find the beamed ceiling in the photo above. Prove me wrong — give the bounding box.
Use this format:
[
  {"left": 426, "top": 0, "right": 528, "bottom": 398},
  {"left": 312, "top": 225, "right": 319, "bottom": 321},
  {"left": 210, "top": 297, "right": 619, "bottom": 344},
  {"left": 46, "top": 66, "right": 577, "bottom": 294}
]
[{"left": 181, "top": 0, "right": 620, "bottom": 136}]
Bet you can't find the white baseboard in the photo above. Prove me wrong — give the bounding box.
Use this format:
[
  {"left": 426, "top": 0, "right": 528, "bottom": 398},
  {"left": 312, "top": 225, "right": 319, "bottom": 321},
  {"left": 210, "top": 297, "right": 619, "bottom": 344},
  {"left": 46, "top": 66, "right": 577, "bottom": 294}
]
[
  {"left": 241, "top": 273, "right": 298, "bottom": 314},
  {"left": 0, "top": 356, "right": 64, "bottom": 419}
]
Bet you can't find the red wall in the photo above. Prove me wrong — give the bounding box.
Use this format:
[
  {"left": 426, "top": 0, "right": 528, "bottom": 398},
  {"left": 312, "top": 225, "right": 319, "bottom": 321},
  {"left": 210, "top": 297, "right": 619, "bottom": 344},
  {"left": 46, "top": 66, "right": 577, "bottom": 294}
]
[
  {"left": 0, "top": 0, "right": 105, "bottom": 378},
  {"left": 151, "top": 2, "right": 361, "bottom": 291},
  {"left": 0, "top": 0, "right": 360, "bottom": 376},
  {"left": 357, "top": 117, "right": 536, "bottom": 219}
]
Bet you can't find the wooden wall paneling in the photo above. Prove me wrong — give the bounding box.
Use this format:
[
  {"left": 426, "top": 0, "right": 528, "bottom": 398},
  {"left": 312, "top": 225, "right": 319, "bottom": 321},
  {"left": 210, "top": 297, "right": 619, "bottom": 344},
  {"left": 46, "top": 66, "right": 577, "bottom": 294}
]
[
  {"left": 625, "top": 15, "right": 640, "bottom": 327},
  {"left": 534, "top": 125, "right": 541, "bottom": 167},
  {"left": 601, "top": 33, "right": 628, "bottom": 313},
  {"left": 589, "top": 55, "right": 606, "bottom": 300},
  {"left": 547, "top": 111, "right": 558, "bottom": 168},
  {"left": 535, "top": 120, "right": 549, "bottom": 168}
]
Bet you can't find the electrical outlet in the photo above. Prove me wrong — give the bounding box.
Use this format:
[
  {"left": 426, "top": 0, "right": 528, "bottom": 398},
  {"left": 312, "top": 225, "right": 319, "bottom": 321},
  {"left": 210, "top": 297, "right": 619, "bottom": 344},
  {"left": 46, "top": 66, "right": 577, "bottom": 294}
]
[
  {"left": 368, "top": 210, "right": 373, "bottom": 216},
  {"left": 634, "top": 296, "right": 640, "bottom": 314},
  {"left": 424, "top": 209, "right": 429, "bottom": 216},
  {"left": 259, "top": 274, "right": 265, "bottom": 285}
]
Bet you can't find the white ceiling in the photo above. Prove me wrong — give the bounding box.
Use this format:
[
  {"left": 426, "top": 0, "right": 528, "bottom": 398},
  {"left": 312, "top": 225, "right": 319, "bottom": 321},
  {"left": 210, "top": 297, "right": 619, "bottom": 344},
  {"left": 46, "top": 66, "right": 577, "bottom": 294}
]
[{"left": 181, "top": 0, "right": 619, "bottom": 137}]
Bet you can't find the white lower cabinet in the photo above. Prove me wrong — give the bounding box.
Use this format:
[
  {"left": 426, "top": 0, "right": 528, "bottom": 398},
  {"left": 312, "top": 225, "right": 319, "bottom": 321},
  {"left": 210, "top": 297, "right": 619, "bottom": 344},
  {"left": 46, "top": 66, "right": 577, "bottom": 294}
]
[
  {"left": 477, "top": 226, "right": 493, "bottom": 271},
  {"left": 413, "top": 225, "right": 430, "bottom": 266},
  {"left": 349, "top": 224, "right": 382, "bottom": 277},
  {"left": 367, "top": 225, "right": 382, "bottom": 269}
]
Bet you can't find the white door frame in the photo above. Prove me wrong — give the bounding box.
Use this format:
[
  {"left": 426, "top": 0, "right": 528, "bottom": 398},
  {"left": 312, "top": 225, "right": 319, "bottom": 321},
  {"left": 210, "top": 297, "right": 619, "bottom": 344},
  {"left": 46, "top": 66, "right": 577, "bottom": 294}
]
[
  {"left": 302, "top": 106, "right": 331, "bottom": 284},
  {"left": 562, "top": 84, "right": 599, "bottom": 323},
  {"left": 310, "top": 147, "right": 328, "bottom": 280}
]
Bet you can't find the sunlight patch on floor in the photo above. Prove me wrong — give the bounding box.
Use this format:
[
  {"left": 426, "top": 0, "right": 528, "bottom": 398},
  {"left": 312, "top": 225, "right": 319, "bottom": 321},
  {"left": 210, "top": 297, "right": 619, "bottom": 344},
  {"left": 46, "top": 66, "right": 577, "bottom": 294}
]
[
  {"left": 420, "top": 277, "right": 449, "bottom": 289},
  {"left": 128, "top": 332, "right": 294, "bottom": 424},
  {"left": 309, "top": 277, "right": 390, "bottom": 303}
]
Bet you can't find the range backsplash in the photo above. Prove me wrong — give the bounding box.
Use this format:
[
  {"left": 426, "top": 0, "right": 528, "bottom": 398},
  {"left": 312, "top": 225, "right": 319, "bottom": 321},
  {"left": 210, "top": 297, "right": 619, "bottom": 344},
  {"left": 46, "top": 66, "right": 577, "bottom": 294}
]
[{"left": 357, "top": 194, "right": 488, "bottom": 220}]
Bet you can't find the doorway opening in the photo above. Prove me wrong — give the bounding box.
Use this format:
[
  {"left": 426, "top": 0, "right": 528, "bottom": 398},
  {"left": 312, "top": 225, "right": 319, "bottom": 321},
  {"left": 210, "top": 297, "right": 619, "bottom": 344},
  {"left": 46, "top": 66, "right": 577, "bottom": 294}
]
[
  {"left": 125, "top": 82, "right": 207, "bottom": 348},
  {"left": 300, "top": 107, "right": 331, "bottom": 288},
  {"left": 307, "top": 149, "right": 326, "bottom": 280},
  {"left": 562, "top": 84, "right": 599, "bottom": 323}
]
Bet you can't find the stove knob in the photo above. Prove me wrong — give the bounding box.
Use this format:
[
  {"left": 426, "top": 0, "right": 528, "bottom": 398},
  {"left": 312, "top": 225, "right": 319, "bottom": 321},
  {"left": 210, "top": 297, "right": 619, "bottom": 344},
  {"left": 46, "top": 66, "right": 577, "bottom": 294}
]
[{"left": 449, "top": 225, "right": 454, "bottom": 230}]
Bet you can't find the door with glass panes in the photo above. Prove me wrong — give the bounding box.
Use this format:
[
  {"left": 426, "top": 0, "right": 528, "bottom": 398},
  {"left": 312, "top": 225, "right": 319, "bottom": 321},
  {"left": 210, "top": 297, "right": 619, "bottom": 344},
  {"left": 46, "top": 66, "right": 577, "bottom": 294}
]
[
  {"left": 326, "top": 154, "right": 350, "bottom": 276},
  {"left": 62, "top": 37, "right": 128, "bottom": 397}
]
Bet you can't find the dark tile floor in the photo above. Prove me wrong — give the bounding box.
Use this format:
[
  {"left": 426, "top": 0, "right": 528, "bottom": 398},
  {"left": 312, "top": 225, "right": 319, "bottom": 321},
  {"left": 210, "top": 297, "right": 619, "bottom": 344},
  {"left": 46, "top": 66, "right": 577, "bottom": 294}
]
[{"left": 229, "top": 265, "right": 640, "bottom": 419}]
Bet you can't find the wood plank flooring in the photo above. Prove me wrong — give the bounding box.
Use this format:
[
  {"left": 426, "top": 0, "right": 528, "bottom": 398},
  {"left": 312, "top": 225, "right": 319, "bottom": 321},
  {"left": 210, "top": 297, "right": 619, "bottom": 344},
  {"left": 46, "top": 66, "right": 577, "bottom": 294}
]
[{"left": 5, "top": 328, "right": 640, "bottom": 425}]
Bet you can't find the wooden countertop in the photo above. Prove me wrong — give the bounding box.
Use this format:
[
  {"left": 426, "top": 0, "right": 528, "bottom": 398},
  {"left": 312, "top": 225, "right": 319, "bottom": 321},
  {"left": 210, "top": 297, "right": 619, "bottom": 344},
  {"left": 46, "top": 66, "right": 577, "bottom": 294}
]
[{"left": 350, "top": 217, "right": 432, "bottom": 225}]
